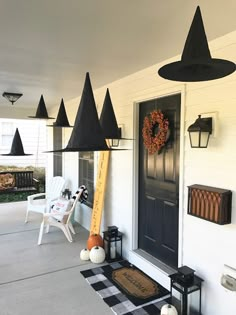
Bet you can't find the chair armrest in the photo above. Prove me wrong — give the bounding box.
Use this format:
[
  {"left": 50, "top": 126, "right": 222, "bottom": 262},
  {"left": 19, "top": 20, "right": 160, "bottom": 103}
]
[
  {"left": 33, "top": 178, "right": 40, "bottom": 191},
  {"left": 27, "top": 193, "right": 46, "bottom": 202}
]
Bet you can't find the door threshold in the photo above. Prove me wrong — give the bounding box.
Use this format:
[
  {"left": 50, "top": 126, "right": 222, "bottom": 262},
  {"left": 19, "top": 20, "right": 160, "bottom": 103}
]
[{"left": 133, "top": 249, "right": 177, "bottom": 275}]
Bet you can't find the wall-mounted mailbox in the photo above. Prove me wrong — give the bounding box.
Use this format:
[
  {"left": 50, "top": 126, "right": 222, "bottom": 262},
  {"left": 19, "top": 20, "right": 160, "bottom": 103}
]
[{"left": 188, "top": 184, "right": 232, "bottom": 225}]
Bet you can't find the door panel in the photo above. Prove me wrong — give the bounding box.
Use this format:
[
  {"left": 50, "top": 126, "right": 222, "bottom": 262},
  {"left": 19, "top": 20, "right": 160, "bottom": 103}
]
[{"left": 138, "top": 94, "right": 181, "bottom": 268}]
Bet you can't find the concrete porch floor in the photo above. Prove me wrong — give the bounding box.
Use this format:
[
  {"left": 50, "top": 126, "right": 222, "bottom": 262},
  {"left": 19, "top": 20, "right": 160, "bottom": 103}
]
[{"left": 0, "top": 201, "right": 113, "bottom": 315}]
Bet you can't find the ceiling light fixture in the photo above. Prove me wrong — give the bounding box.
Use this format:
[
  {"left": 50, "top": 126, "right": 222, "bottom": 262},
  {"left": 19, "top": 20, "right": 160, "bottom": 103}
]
[{"left": 2, "top": 92, "right": 23, "bottom": 105}]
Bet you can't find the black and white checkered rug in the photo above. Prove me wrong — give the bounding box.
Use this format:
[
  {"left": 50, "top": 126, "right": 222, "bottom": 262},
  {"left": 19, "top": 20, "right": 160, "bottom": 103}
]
[{"left": 80, "top": 260, "right": 171, "bottom": 315}]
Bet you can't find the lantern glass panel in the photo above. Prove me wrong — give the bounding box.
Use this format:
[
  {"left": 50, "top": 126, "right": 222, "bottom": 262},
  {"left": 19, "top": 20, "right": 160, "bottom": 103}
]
[
  {"left": 189, "top": 131, "right": 210, "bottom": 148},
  {"left": 171, "top": 286, "right": 201, "bottom": 315}
]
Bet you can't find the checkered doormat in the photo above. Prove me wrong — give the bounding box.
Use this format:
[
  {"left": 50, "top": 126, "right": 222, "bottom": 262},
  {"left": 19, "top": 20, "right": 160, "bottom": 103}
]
[{"left": 80, "top": 260, "right": 171, "bottom": 315}]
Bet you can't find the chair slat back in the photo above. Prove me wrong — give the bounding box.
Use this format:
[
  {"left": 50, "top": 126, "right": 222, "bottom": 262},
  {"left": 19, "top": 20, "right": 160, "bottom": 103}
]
[
  {"left": 62, "top": 190, "right": 83, "bottom": 224},
  {"left": 46, "top": 176, "right": 65, "bottom": 200}
]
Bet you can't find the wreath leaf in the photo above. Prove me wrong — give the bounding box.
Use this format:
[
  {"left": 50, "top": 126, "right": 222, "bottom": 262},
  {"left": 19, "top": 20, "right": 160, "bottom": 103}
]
[{"left": 142, "top": 109, "right": 169, "bottom": 154}]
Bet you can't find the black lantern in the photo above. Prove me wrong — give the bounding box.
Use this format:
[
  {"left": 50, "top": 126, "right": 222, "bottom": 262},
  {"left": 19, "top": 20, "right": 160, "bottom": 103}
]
[
  {"left": 187, "top": 115, "right": 212, "bottom": 148},
  {"left": 169, "top": 266, "right": 204, "bottom": 315},
  {"left": 103, "top": 226, "right": 122, "bottom": 262},
  {"left": 111, "top": 127, "right": 122, "bottom": 147}
]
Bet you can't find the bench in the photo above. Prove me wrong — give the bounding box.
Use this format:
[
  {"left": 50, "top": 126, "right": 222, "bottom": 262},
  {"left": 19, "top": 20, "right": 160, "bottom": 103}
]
[{"left": 0, "top": 171, "right": 39, "bottom": 194}]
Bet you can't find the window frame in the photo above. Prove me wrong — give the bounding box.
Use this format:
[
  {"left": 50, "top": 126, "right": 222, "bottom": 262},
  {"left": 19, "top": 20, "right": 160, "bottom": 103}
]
[{"left": 79, "top": 151, "right": 94, "bottom": 208}]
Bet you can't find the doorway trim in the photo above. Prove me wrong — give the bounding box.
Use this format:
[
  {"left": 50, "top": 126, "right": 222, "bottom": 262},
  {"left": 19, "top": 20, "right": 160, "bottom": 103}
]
[{"left": 131, "top": 84, "right": 186, "bottom": 270}]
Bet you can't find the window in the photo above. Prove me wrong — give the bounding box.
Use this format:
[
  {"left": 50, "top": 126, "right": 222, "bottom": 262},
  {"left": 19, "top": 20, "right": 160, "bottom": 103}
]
[
  {"left": 79, "top": 152, "right": 94, "bottom": 207},
  {"left": 1, "top": 122, "right": 14, "bottom": 146},
  {"left": 53, "top": 128, "right": 62, "bottom": 176}
]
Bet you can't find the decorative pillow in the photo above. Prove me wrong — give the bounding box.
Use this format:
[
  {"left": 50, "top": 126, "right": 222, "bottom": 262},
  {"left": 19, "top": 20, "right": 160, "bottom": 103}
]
[{"left": 51, "top": 198, "right": 72, "bottom": 221}]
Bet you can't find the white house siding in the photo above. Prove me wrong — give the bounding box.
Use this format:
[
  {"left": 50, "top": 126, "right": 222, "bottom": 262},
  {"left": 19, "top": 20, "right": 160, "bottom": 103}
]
[
  {"left": 0, "top": 118, "right": 46, "bottom": 168},
  {"left": 47, "top": 31, "right": 236, "bottom": 314}
]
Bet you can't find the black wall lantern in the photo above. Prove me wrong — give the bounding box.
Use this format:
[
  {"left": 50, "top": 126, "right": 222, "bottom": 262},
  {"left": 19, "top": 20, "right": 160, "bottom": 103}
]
[
  {"left": 111, "top": 127, "right": 122, "bottom": 147},
  {"left": 187, "top": 115, "right": 212, "bottom": 148}
]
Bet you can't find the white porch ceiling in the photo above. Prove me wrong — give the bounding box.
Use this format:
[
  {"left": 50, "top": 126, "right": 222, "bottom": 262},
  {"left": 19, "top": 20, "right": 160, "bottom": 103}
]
[{"left": 0, "top": 0, "right": 236, "bottom": 110}]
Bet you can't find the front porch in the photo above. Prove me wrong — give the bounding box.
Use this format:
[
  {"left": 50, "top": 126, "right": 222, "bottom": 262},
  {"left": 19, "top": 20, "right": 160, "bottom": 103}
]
[{"left": 0, "top": 201, "right": 114, "bottom": 315}]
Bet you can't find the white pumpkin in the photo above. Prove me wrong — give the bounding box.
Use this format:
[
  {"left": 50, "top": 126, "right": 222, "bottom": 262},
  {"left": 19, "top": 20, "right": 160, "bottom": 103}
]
[
  {"left": 80, "top": 248, "right": 90, "bottom": 261},
  {"left": 160, "top": 304, "right": 178, "bottom": 315},
  {"left": 89, "top": 246, "right": 105, "bottom": 264}
]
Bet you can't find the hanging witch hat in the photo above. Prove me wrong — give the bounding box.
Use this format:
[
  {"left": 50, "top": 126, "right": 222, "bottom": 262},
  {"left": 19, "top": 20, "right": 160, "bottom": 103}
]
[
  {"left": 100, "top": 88, "right": 132, "bottom": 142},
  {"left": 158, "top": 6, "right": 235, "bottom": 82},
  {"left": 100, "top": 89, "right": 121, "bottom": 139},
  {"left": 28, "top": 95, "right": 54, "bottom": 119},
  {"left": 46, "top": 72, "right": 115, "bottom": 152},
  {"left": 47, "top": 98, "right": 72, "bottom": 127},
  {"left": 1, "top": 128, "right": 32, "bottom": 156}
]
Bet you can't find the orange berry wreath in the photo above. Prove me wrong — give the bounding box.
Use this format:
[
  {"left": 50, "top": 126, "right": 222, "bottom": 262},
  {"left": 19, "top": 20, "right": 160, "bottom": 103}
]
[{"left": 142, "top": 109, "right": 169, "bottom": 154}]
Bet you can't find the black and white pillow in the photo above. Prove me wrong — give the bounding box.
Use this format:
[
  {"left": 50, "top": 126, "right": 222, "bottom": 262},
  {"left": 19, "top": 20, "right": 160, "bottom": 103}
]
[{"left": 73, "top": 185, "right": 88, "bottom": 204}]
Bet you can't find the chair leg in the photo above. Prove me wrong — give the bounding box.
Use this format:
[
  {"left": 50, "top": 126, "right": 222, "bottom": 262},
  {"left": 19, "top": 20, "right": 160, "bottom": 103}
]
[
  {"left": 68, "top": 221, "right": 76, "bottom": 234},
  {"left": 61, "top": 225, "right": 72, "bottom": 242},
  {"left": 46, "top": 224, "right": 50, "bottom": 233},
  {"left": 25, "top": 210, "right": 29, "bottom": 223},
  {"left": 38, "top": 221, "right": 45, "bottom": 245},
  {"left": 65, "top": 225, "right": 73, "bottom": 242}
]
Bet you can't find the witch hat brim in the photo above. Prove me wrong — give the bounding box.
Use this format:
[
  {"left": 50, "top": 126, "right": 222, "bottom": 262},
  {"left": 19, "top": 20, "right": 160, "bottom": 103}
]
[
  {"left": 1, "top": 128, "right": 32, "bottom": 156},
  {"left": 28, "top": 95, "right": 54, "bottom": 119},
  {"left": 45, "top": 73, "right": 121, "bottom": 153},
  {"left": 47, "top": 98, "right": 73, "bottom": 127},
  {"left": 158, "top": 6, "right": 235, "bottom": 82}
]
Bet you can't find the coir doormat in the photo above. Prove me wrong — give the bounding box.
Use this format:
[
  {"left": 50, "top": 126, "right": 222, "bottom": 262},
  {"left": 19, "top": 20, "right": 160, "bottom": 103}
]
[{"left": 80, "top": 260, "right": 170, "bottom": 315}]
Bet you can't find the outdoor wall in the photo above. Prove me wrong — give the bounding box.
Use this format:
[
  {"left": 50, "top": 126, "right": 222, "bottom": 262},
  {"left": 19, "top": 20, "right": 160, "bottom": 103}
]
[{"left": 48, "top": 30, "right": 236, "bottom": 314}]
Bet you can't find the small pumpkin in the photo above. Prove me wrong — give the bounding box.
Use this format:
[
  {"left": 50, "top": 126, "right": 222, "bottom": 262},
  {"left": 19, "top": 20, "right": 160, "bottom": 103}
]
[
  {"left": 80, "top": 248, "right": 90, "bottom": 261},
  {"left": 87, "top": 233, "right": 103, "bottom": 250},
  {"left": 89, "top": 246, "right": 105, "bottom": 264},
  {"left": 160, "top": 304, "right": 178, "bottom": 315}
]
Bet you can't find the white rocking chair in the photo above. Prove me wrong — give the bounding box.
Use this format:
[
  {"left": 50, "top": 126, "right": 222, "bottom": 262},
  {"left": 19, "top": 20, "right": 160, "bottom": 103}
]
[
  {"left": 37, "top": 186, "right": 88, "bottom": 245},
  {"left": 25, "top": 176, "right": 65, "bottom": 223}
]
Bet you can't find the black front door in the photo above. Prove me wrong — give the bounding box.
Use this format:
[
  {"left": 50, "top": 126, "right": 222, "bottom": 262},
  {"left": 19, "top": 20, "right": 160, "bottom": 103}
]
[{"left": 138, "top": 93, "right": 181, "bottom": 268}]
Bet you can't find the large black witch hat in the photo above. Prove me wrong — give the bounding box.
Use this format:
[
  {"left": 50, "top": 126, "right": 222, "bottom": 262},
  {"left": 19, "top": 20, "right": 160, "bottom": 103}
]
[
  {"left": 28, "top": 95, "right": 54, "bottom": 119},
  {"left": 47, "top": 98, "right": 72, "bottom": 127},
  {"left": 158, "top": 6, "right": 235, "bottom": 82},
  {"left": 1, "top": 128, "right": 32, "bottom": 156},
  {"left": 47, "top": 72, "right": 113, "bottom": 152}
]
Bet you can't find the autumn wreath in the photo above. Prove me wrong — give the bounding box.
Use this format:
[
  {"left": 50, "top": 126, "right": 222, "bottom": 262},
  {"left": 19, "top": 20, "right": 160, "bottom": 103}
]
[{"left": 142, "top": 109, "right": 169, "bottom": 154}]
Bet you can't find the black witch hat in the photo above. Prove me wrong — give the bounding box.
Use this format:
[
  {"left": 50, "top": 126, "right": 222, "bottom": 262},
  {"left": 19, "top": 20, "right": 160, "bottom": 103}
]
[
  {"left": 1, "top": 128, "right": 32, "bottom": 156},
  {"left": 100, "top": 89, "right": 120, "bottom": 139},
  {"left": 100, "top": 89, "right": 132, "bottom": 142},
  {"left": 47, "top": 98, "right": 72, "bottom": 127},
  {"left": 158, "top": 6, "right": 235, "bottom": 82},
  {"left": 46, "top": 72, "right": 113, "bottom": 152},
  {"left": 28, "top": 95, "right": 54, "bottom": 119}
]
